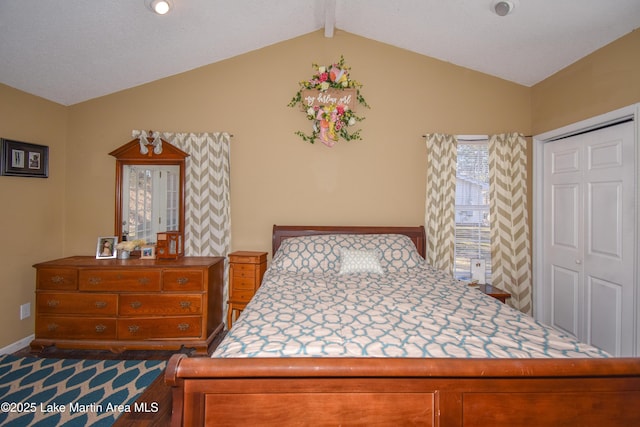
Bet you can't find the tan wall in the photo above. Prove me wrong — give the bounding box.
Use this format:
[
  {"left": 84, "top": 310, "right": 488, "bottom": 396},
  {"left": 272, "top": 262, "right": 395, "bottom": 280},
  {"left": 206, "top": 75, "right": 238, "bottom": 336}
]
[
  {"left": 1, "top": 28, "right": 636, "bottom": 348},
  {"left": 65, "top": 30, "right": 531, "bottom": 258},
  {"left": 532, "top": 29, "right": 640, "bottom": 134},
  {"left": 0, "top": 83, "right": 67, "bottom": 347}
]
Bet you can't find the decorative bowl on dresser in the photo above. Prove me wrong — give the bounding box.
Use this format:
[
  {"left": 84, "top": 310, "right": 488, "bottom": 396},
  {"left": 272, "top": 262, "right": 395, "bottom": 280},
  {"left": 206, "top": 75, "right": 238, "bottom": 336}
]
[{"left": 31, "top": 256, "right": 224, "bottom": 355}]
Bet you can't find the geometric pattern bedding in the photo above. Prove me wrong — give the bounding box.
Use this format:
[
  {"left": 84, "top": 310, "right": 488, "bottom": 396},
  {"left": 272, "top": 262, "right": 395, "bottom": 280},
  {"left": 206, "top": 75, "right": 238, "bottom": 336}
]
[
  {"left": 213, "top": 233, "right": 608, "bottom": 359},
  {"left": 268, "top": 233, "right": 426, "bottom": 274},
  {"left": 213, "top": 265, "right": 609, "bottom": 359}
]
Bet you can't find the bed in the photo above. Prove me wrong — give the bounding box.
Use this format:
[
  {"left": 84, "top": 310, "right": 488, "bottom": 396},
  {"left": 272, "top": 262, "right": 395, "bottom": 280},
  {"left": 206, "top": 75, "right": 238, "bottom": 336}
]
[{"left": 166, "top": 225, "right": 640, "bottom": 426}]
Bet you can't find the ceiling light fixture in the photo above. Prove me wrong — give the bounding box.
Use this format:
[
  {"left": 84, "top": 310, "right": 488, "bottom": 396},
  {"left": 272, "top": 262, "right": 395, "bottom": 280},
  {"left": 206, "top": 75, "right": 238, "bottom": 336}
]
[
  {"left": 146, "top": 0, "right": 173, "bottom": 15},
  {"left": 493, "top": 0, "right": 515, "bottom": 16}
]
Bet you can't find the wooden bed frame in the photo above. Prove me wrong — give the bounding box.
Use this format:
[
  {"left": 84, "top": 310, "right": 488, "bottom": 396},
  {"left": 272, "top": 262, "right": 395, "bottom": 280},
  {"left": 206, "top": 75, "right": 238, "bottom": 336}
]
[{"left": 165, "top": 225, "right": 640, "bottom": 426}]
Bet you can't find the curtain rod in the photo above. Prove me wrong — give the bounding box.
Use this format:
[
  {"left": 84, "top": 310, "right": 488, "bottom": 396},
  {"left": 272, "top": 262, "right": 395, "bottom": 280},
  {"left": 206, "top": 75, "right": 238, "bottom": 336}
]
[
  {"left": 146, "top": 130, "right": 234, "bottom": 138},
  {"left": 421, "top": 133, "right": 532, "bottom": 140}
]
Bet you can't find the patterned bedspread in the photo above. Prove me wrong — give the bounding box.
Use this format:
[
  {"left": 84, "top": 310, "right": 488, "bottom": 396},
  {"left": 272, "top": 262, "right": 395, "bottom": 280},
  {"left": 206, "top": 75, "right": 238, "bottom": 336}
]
[{"left": 213, "top": 264, "right": 608, "bottom": 358}]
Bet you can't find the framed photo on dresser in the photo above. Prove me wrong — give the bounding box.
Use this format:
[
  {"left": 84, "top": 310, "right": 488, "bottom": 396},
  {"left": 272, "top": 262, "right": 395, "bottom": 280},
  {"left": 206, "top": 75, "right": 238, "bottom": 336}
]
[
  {"left": 96, "top": 236, "right": 118, "bottom": 259},
  {"left": 140, "top": 244, "right": 156, "bottom": 259}
]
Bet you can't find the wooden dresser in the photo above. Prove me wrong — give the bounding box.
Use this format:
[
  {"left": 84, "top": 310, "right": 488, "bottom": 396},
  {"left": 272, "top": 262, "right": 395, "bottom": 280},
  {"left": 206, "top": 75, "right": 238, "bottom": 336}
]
[
  {"left": 31, "top": 256, "right": 224, "bottom": 355},
  {"left": 227, "top": 251, "right": 267, "bottom": 329}
]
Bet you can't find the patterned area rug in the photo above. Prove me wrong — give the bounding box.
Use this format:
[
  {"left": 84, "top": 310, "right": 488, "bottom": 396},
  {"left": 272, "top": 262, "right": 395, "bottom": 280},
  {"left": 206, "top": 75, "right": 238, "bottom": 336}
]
[{"left": 0, "top": 354, "right": 166, "bottom": 426}]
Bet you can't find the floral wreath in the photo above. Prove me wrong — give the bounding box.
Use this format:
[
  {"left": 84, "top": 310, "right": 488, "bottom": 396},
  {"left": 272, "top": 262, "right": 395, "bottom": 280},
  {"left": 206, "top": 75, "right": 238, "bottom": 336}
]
[{"left": 288, "top": 56, "right": 369, "bottom": 147}]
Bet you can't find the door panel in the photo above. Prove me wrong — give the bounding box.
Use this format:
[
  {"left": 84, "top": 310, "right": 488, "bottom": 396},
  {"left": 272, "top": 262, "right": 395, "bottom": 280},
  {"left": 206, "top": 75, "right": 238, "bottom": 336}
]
[
  {"left": 545, "top": 138, "right": 584, "bottom": 341},
  {"left": 552, "top": 147, "right": 580, "bottom": 174},
  {"left": 588, "top": 181, "right": 622, "bottom": 259},
  {"left": 588, "top": 276, "right": 622, "bottom": 355},
  {"left": 551, "top": 265, "right": 579, "bottom": 336},
  {"left": 543, "top": 120, "right": 634, "bottom": 356},
  {"left": 588, "top": 139, "right": 622, "bottom": 170},
  {"left": 552, "top": 184, "right": 579, "bottom": 249}
]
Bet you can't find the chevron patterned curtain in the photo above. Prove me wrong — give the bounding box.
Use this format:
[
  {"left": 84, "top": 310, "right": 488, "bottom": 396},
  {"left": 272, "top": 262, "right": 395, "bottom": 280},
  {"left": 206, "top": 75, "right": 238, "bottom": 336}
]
[
  {"left": 424, "top": 133, "right": 457, "bottom": 274},
  {"left": 488, "top": 133, "right": 532, "bottom": 314},
  {"left": 133, "top": 130, "right": 232, "bottom": 319},
  {"left": 132, "top": 130, "right": 231, "bottom": 256}
]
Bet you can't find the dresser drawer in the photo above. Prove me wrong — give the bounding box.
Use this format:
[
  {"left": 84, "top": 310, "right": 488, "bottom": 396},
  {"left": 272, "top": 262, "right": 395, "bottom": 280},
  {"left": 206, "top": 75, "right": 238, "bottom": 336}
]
[
  {"left": 37, "top": 268, "right": 77, "bottom": 290},
  {"left": 229, "top": 289, "right": 255, "bottom": 303},
  {"left": 79, "top": 270, "right": 161, "bottom": 291},
  {"left": 37, "top": 316, "right": 117, "bottom": 340},
  {"left": 231, "top": 264, "right": 257, "bottom": 278},
  {"left": 37, "top": 292, "right": 117, "bottom": 315},
  {"left": 229, "top": 251, "right": 267, "bottom": 265},
  {"left": 163, "top": 269, "right": 204, "bottom": 291},
  {"left": 232, "top": 276, "right": 258, "bottom": 291},
  {"left": 119, "top": 294, "right": 202, "bottom": 316},
  {"left": 118, "top": 316, "right": 202, "bottom": 339}
]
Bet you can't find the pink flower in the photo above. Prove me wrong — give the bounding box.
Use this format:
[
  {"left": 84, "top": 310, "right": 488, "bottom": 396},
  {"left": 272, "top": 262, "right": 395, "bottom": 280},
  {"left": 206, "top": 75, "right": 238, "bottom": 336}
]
[
  {"left": 319, "top": 72, "right": 328, "bottom": 82},
  {"left": 330, "top": 67, "right": 345, "bottom": 83}
]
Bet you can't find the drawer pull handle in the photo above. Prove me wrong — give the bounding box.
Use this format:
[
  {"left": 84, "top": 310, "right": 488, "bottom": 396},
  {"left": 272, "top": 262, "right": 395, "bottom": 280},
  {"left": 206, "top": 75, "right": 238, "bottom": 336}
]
[
  {"left": 47, "top": 299, "right": 60, "bottom": 307},
  {"left": 177, "top": 277, "right": 190, "bottom": 285},
  {"left": 130, "top": 301, "right": 142, "bottom": 309},
  {"left": 138, "top": 277, "right": 150, "bottom": 285},
  {"left": 177, "top": 323, "right": 190, "bottom": 331},
  {"left": 128, "top": 325, "right": 140, "bottom": 333},
  {"left": 47, "top": 323, "right": 59, "bottom": 331},
  {"left": 94, "top": 301, "right": 107, "bottom": 309},
  {"left": 88, "top": 277, "right": 102, "bottom": 285},
  {"left": 179, "top": 301, "right": 191, "bottom": 309},
  {"left": 95, "top": 324, "right": 107, "bottom": 333},
  {"left": 51, "top": 275, "right": 64, "bottom": 284}
]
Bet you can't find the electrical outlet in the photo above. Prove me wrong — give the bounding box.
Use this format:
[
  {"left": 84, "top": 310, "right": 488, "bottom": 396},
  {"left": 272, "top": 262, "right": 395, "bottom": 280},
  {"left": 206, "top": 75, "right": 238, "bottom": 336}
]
[{"left": 20, "top": 303, "right": 31, "bottom": 320}]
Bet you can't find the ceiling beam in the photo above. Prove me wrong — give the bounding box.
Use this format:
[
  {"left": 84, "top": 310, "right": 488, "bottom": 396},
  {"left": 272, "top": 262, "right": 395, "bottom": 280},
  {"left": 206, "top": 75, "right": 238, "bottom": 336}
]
[{"left": 324, "top": 0, "right": 336, "bottom": 38}]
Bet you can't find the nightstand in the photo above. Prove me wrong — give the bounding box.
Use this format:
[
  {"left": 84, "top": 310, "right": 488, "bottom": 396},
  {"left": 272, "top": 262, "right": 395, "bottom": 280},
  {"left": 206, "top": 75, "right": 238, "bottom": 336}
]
[
  {"left": 227, "top": 251, "right": 267, "bottom": 329},
  {"left": 477, "top": 284, "right": 511, "bottom": 303}
]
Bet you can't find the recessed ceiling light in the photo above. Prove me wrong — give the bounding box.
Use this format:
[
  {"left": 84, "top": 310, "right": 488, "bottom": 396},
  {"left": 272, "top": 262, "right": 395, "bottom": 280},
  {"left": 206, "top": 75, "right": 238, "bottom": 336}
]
[
  {"left": 146, "top": 0, "right": 172, "bottom": 15},
  {"left": 493, "top": 0, "right": 515, "bottom": 17}
]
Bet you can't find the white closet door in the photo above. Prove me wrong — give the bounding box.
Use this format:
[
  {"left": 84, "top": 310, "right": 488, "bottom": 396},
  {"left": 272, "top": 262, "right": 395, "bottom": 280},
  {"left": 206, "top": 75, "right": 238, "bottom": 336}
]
[{"left": 543, "top": 120, "right": 635, "bottom": 356}]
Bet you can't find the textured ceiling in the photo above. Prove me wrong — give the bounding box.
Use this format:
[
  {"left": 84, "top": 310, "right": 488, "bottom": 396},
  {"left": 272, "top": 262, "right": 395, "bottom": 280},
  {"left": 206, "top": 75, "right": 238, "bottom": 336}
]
[{"left": 0, "top": 0, "right": 638, "bottom": 106}]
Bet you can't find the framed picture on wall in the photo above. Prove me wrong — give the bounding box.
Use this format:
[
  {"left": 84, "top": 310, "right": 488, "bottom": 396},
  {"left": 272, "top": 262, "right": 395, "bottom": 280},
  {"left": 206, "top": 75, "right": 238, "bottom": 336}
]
[
  {"left": 0, "top": 138, "right": 49, "bottom": 178},
  {"left": 96, "top": 236, "right": 118, "bottom": 259}
]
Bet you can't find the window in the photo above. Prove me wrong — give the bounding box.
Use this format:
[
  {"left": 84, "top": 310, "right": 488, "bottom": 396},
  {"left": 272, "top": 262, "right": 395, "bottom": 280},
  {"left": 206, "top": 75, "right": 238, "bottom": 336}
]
[
  {"left": 454, "top": 138, "right": 491, "bottom": 281},
  {"left": 122, "top": 165, "right": 180, "bottom": 242}
]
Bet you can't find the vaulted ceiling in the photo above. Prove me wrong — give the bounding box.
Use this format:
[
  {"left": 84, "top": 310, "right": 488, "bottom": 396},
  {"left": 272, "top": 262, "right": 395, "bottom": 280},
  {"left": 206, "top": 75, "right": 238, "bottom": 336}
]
[{"left": 1, "top": 0, "right": 638, "bottom": 106}]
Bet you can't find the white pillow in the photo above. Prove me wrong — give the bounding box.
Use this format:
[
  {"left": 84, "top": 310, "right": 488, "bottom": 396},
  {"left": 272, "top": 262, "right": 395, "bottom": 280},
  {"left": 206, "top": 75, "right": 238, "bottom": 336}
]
[{"left": 338, "top": 248, "right": 384, "bottom": 275}]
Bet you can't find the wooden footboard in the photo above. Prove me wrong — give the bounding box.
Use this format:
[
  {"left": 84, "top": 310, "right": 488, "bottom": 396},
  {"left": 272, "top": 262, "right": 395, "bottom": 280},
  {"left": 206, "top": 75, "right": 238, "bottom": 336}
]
[{"left": 166, "top": 355, "right": 640, "bottom": 426}]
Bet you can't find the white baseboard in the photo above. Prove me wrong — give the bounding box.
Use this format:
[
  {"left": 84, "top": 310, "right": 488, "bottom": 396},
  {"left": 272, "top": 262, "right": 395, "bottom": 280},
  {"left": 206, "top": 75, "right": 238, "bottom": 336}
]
[{"left": 0, "top": 335, "right": 34, "bottom": 355}]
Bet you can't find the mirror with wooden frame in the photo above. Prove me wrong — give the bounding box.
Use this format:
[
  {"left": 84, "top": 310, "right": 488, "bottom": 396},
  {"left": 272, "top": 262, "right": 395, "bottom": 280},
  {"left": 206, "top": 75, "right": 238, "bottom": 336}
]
[{"left": 109, "top": 136, "right": 188, "bottom": 243}]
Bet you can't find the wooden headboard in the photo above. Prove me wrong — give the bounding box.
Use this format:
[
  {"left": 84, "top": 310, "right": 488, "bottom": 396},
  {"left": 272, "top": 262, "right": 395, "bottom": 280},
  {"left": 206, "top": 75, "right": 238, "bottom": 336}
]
[{"left": 272, "top": 225, "right": 426, "bottom": 258}]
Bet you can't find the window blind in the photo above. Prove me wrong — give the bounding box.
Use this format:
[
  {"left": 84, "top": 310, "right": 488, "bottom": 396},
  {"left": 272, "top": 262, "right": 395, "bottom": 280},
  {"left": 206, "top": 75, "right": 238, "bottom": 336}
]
[{"left": 454, "top": 141, "right": 491, "bottom": 280}]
